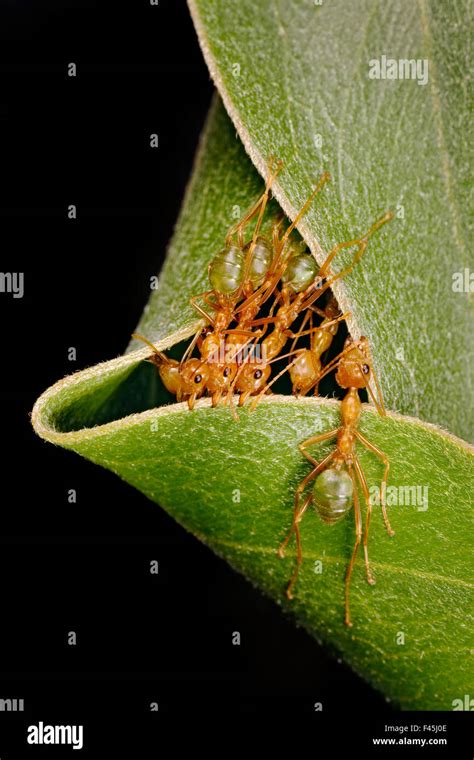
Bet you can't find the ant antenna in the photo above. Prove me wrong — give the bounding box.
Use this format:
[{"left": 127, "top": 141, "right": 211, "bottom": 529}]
[{"left": 131, "top": 333, "right": 168, "bottom": 364}]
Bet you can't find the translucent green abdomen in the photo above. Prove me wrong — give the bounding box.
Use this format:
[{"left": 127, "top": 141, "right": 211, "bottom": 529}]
[
  {"left": 244, "top": 236, "right": 273, "bottom": 287},
  {"left": 209, "top": 245, "right": 245, "bottom": 294},
  {"left": 282, "top": 253, "right": 318, "bottom": 293},
  {"left": 313, "top": 468, "right": 353, "bottom": 524}
]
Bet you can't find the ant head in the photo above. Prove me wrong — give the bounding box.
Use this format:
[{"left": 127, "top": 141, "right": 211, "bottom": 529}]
[
  {"left": 237, "top": 363, "right": 271, "bottom": 395},
  {"left": 324, "top": 293, "right": 341, "bottom": 321},
  {"left": 206, "top": 363, "right": 237, "bottom": 393},
  {"left": 336, "top": 336, "right": 372, "bottom": 389},
  {"left": 180, "top": 358, "right": 210, "bottom": 395}
]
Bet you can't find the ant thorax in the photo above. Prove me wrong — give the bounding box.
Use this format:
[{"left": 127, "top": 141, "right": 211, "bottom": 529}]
[{"left": 340, "top": 388, "right": 362, "bottom": 427}]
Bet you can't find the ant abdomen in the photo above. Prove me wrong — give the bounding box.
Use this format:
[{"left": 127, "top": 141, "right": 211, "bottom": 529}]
[
  {"left": 313, "top": 468, "right": 353, "bottom": 524},
  {"left": 243, "top": 236, "right": 273, "bottom": 287},
  {"left": 208, "top": 244, "right": 245, "bottom": 294},
  {"left": 281, "top": 252, "right": 318, "bottom": 293}
]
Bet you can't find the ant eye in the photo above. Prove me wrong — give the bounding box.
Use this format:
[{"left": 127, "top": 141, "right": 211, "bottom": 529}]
[
  {"left": 201, "top": 327, "right": 211, "bottom": 337},
  {"left": 194, "top": 373, "right": 203, "bottom": 384},
  {"left": 223, "top": 367, "right": 231, "bottom": 377},
  {"left": 254, "top": 369, "right": 263, "bottom": 379},
  {"left": 362, "top": 364, "right": 370, "bottom": 375}
]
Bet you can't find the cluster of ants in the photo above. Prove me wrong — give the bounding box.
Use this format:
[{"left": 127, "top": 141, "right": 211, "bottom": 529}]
[{"left": 134, "top": 159, "right": 395, "bottom": 626}]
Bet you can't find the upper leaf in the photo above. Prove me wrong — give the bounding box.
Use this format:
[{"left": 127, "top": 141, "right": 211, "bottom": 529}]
[{"left": 188, "top": 0, "right": 473, "bottom": 441}]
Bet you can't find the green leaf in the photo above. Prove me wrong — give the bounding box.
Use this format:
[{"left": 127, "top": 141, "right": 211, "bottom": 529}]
[
  {"left": 188, "top": 0, "right": 473, "bottom": 441},
  {"left": 32, "top": 7, "right": 474, "bottom": 707},
  {"left": 32, "top": 354, "right": 474, "bottom": 710}
]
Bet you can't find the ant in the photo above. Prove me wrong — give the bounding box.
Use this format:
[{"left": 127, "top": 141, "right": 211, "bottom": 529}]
[
  {"left": 130, "top": 333, "right": 212, "bottom": 410},
  {"left": 288, "top": 295, "right": 344, "bottom": 396},
  {"left": 278, "top": 335, "right": 395, "bottom": 627}
]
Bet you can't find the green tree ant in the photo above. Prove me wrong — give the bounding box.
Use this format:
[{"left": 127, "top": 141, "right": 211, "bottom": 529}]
[{"left": 278, "top": 336, "right": 394, "bottom": 627}]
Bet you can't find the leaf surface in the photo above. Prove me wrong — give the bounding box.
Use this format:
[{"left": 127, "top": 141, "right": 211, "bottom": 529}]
[
  {"left": 188, "top": 0, "right": 474, "bottom": 440},
  {"left": 32, "top": 353, "right": 474, "bottom": 710}
]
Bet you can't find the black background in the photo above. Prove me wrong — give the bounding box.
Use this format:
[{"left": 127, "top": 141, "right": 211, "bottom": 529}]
[{"left": 0, "top": 0, "right": 470, "bottom": 754}]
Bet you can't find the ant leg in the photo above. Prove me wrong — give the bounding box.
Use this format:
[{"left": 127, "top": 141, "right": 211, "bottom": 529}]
[
  {"left": 234, "top": 256, "right": 286, "bottom": 315},
  {"left": 354, "top": 431, "right": 394, "bottom": 537},
  {"left": 225, "top": 193, "right": 267, "bottom": 248},
  {"left": 261, "top": 215, "right": 289, "bottom": 278},
  {"left": 238, "top": 390, "right": 251, "bottom": 407},
  {"left": 271, "top": 213, "right": 285, "bottom": 254},
  {"left": 286, "top": 493, "right": 312, "bottom": 599},
  {"left": 228, "top": 392, "right": 240, "bottom": 422},
  {"left": 278, "top": 477, "right": 314, "bottom": 559},
  {"left": 226, "top": 341, "right": 260, "bottom": 401},
  {"left": 244, "top": 315, "right": 278, "bottom": 328},
  {"left": 202, "top": 292, "right": 219, "bottom": 307},
  {"left": 211, "top": 390, "right": 223, "bottom": 408},
  {"left": 190, "top": 294, "right": 216, "bottom": 325},
  {"left": 318, "top": 238, "right": 368, "bottom": 282},
  {"left": 289, "top": 308, "right": 312, "bottom": 356},
  {"left": 308, "top": 305, "right": 328, "bottom": 319},
  {"left": 299, "top": 429, "right": 339, "bottom": 467},
  {"left": 300, "top": 213, "right": 393, "bottom": 312},
  {"left": 222, "top": 328, "right": 256, "bottom": 339},
  {"left": 270, "top": 288, "right": 284, "bottom": 307},
  {"left": 279, "top": 451, "right": 335, "bottom": 558},
  {"left": 353, "top": 456, "right": 376, "bottom": 585},
  {"left": 318, "top": 211, "right": 393, "bottom": 279},
  {"left": 233, "top": 280, "right": 271, "bottom": 315},
  {"left": 227, "top": 157, "right": 283, "bottom": 247},
  {"left": 299, "top": 264, "right": 358, "bottom": 311},
  {"left": 241, "top": 163, "right": 282, "bottom": 277},
  {"left": 285, "top": 312, "right": 350, "bottom": 341},
  {"left": 276, "top": 172, "right": 331, "bottom": 257},
  {"left": 191, "top": 288, "right": 215, "bottom": 301},
  {"left": 367, "top": 346, "right": 387, "bottom": 416},
  {"left": 248, "top": 349, "right": 308, "bottom": 411},
  {"left": 250, "top": 293, "right": 279, "bottom": 344},
  {"left": 257, "top": 262, "right": 292, "bottom": 310},
  {"left": 345, "top": 465, "right": 362, "bottom": 627}
]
